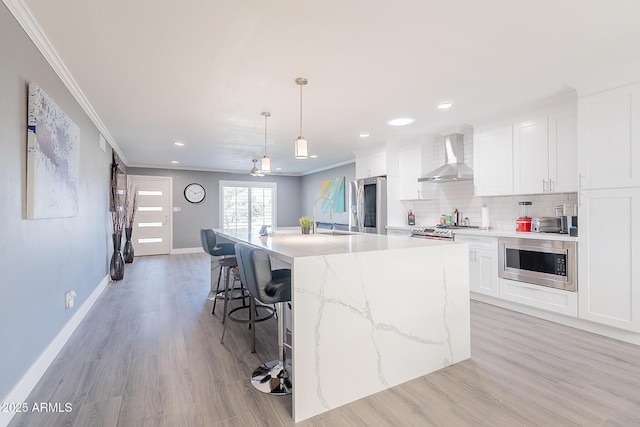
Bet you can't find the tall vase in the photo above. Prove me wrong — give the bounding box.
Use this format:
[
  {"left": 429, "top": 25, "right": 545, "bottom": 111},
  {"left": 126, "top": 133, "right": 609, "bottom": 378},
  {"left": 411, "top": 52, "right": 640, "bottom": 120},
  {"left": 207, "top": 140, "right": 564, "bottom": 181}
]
[
  {"left": 123, "top": 227, "right": 134, "bottom": 263},
  {"left": 110, "top": 233, "right": 125, "bottom": 281}
]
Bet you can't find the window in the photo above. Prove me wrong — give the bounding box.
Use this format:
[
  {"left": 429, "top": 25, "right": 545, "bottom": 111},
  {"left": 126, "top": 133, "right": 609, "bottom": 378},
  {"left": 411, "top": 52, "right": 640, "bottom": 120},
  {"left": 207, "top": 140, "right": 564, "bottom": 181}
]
[{"left": 220, "top": 181, "right": 277, "bottom": 231}]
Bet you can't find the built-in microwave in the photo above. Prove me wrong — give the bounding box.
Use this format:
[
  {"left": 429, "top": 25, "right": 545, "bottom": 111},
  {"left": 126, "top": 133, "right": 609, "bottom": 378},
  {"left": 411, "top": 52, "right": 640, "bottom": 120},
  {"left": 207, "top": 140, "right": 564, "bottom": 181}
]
[{"left": 498, "top": 237, "right": 576, "bottom": 292}]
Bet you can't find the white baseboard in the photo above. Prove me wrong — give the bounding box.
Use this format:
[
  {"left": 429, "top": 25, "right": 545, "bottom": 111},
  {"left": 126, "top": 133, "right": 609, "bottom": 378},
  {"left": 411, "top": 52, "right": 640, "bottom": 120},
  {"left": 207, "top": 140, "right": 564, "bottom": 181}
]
[
  {"left": 471, "top": 293, "right": 640, "bottom": 346},
  {"left": 0, "top": 274, "right": 110, "bottom": 427},
  {"left": 171, "top": 247, "right": 202, "bottom": 255}
]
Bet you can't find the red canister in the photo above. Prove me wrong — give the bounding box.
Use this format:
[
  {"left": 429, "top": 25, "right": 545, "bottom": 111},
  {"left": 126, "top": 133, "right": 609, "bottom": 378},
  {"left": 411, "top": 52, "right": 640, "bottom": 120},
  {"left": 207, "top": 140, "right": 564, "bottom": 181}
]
[{"left": 516, "top": 217, "right": 532, "bottom": 232}]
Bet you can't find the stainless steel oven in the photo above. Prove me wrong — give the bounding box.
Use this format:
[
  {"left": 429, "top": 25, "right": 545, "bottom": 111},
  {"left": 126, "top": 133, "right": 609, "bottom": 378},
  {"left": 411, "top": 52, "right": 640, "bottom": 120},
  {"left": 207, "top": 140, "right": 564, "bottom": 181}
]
[{"left": 498, "top": 237, "right": 576, "bottom": 292}]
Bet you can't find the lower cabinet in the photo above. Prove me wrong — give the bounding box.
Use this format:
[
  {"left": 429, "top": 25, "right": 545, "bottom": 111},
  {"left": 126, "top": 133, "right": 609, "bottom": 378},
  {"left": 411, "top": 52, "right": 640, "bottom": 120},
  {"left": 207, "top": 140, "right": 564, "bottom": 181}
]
[
  {"left": 578, "top": 187, "right": 640, "bottom": 332},
  {"left": 499, "top": 278, "right": 578, "bottom": 317},
  {"left": 455, "top": 234, "right": 498, "bottom": 297}
]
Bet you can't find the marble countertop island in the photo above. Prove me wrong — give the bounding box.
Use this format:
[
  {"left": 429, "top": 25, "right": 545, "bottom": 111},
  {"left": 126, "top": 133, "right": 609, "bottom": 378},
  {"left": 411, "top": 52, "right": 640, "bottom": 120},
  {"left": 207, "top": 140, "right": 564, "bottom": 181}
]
[{"left": 216, "top": 227, "right": 470, "bottom": 422}]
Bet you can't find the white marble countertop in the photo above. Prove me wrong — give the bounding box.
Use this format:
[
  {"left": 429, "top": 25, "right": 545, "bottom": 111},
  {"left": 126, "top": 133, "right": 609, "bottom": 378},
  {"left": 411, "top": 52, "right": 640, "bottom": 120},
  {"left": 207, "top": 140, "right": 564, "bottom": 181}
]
[
  {"left": 216, "top": 227, "right": 452, "bottom": 263},
  {"left": 386, "top": 224, "right": 578, "bottom": 242},
  {"left": 452, "top": 227, "right": 578, "bottom": 242}
]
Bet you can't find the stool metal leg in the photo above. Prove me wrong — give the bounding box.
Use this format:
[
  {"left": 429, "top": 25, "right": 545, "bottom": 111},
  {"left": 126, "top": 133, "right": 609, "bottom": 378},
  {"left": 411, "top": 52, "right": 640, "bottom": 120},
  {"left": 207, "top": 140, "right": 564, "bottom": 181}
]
[
  {"left": 211, "top": 260, "right": 223, "bottom": 314},
  {"left": 221, "top": 265, "right": 231, "bottom": 323},
  {"left": 250, "top": 302, "right": 292, "bottom": 395}
]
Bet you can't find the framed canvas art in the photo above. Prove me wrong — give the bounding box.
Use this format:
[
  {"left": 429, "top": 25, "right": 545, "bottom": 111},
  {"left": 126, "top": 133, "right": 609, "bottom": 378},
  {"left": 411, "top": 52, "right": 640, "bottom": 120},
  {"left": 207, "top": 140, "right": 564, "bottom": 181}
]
[
  {"left": 27, "top": 83, "right": 80, "bottom": 219},
  {"left": 320, "top": 176, "right": 345, "bottom": 212}
]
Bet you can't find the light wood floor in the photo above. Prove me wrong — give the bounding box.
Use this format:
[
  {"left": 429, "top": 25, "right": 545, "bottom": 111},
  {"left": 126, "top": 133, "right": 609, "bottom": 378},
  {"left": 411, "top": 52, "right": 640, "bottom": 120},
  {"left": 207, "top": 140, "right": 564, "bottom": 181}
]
[{"left": 8, "top": 253, "right": 640, "bottom": 427}]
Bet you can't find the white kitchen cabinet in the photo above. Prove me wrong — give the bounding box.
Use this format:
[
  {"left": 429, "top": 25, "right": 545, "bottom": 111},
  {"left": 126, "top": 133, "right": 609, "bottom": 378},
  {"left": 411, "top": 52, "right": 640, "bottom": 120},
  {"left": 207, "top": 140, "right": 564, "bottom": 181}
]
[
  {"left": 549, "top": 110, "right": 578, "bottom": 193},
  {"left": 455, "top": 234, "right": 498, "bottom": 297},
  {"left": 512, "top": 111, "right": 577, "bottom": 195},
  {"left": 578, "top": 82, "right": 640, "bottom": 189},
  {"left": 499, "top": 278, "right": 578, "bottom": 317},
  {"left": 578, "top": 187, "right": 640, "bottom": 332},
  {"left": 473, "top": 125, "right": 514, "bottom": 196},
  {"left": 356, "top": 151, "right": 395, "bottom": 179},
  {"left": 513, "top": 116, "right": 549, "bottom": 194},
  {"left": 398, "top": 145, "right": 434, "bottom": 200}
]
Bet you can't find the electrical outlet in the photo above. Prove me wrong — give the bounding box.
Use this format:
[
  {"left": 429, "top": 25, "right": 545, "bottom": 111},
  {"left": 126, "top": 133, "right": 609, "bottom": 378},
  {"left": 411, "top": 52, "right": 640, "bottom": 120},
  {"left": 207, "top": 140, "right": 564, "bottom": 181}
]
[{"left": 65, "top": 290, "right": 76, "bottom": 309}]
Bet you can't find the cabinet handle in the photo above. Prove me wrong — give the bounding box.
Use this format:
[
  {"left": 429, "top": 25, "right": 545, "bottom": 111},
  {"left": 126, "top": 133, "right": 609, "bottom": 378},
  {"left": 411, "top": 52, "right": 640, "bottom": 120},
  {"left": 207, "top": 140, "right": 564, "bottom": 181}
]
[
  {"left": 542, "top": 178, "right": 548, "bottom": 193},
  {"left": 549, "top": 179, "right": 554, "bottom": 192}
]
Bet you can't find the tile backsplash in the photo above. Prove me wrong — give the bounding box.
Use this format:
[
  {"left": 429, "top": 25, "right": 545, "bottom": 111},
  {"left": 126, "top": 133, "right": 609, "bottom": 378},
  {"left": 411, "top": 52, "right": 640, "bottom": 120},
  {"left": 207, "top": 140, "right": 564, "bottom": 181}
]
[{"left": 403, "top": 180, "right": 577, "bottom": 230}]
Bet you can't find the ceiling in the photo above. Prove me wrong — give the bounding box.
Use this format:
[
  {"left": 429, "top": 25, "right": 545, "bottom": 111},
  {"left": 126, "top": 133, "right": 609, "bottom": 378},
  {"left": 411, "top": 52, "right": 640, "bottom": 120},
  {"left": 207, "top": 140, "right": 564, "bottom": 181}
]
[{"left": 12, "top": 0, "right": 640, "bottom": 175}]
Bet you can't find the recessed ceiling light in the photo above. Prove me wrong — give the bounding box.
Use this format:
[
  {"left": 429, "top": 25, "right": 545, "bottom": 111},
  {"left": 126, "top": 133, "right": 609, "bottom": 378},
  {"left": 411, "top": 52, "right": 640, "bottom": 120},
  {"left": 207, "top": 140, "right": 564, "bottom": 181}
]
[
  {"left": 437, "top": 102, "right": 453, "bottom": 110},
  {"left": 387, "top": 118, "right": 414, "bottom": 126},
  {"left": 359, "top": 133, "right": 370, "bottom": 138},
  {"left": 171, "top": 160, "right": 179, "bottom": 164},
  {"left": 310, "top": 155, "right": 318, "bottom": 158},
  {"left": 174, "top": 141, "right": 185, "bottom": 146}
]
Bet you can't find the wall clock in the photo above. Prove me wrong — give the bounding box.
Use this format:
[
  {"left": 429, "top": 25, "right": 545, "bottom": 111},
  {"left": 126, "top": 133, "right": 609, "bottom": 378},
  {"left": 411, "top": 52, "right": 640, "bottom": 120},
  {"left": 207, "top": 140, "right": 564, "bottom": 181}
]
[{"left": 184, "top": 183, "right": 206, "bottom": 204}]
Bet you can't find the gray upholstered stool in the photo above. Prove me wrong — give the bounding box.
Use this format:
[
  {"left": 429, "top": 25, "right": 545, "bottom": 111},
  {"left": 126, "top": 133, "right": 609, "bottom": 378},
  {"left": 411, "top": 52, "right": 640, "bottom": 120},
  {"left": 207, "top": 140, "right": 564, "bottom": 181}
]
[
  {"left": 234, "top": 242, "right": 292, "bottom": 395},
  {"left": 200, "top": 229, "right": 248, "bottom": 321},
  {"left": 221, "top": 267, "right": 276, "bottom": 353}
]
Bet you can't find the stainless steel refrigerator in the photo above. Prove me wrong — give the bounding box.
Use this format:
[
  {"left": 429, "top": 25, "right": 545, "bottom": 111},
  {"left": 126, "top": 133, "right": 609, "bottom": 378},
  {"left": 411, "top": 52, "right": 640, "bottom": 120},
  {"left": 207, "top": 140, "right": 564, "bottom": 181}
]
[{"left": 349, "top": 176, "right": 387, "bottom": 234}]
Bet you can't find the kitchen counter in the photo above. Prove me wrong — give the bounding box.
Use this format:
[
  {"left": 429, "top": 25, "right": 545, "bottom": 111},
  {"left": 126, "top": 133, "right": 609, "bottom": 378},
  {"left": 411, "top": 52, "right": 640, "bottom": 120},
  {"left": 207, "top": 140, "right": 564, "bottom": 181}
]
[
  {"left": 387, "top": 225, "right": 578, "bottom": 242},
  {"left": 218, "top": 227, "right": 449, "bottom": 263},
  {"left": 216, "top": 227, "right": 470, "bottom": 422},
  {"left": 452, "top": 227, "right": 578, "bottom": 242}
]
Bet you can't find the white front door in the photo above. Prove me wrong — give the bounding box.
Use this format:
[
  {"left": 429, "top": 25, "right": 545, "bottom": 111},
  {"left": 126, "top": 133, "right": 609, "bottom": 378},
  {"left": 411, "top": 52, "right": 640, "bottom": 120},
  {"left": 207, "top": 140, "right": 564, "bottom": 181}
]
[{"left": 128, "top": 175, "right": 172, "bottom": 256}]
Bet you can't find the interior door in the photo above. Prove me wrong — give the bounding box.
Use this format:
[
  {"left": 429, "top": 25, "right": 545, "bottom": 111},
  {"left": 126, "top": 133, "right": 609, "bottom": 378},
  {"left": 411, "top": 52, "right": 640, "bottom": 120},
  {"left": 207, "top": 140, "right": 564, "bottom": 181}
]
[{"left": 127, "top": 175, "right": 172, "bottom": 256}]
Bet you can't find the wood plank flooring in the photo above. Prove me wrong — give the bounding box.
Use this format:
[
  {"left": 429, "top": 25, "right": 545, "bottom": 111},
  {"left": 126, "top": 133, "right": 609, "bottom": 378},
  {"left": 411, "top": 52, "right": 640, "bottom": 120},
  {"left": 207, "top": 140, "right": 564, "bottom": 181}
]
[{"left": 8, "top": 253, "right": 640, "bottom": 427}]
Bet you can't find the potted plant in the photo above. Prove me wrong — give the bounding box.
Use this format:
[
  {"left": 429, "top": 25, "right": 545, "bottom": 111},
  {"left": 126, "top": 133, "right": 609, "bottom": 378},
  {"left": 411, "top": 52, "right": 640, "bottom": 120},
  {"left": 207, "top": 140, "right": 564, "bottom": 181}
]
[{"left": 299, "top": 216, "right": 313, "bottom": 234}]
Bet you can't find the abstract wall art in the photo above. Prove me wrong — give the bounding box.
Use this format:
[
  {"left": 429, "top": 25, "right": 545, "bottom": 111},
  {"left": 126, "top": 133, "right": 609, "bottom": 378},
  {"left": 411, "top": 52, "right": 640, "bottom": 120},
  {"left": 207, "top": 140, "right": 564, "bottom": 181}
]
[
  {"left": 320, "top": 176, "right": 345, "bottom": 213},
  {"left": 27, "top": 83, "right": 80, "bottom": 219}
]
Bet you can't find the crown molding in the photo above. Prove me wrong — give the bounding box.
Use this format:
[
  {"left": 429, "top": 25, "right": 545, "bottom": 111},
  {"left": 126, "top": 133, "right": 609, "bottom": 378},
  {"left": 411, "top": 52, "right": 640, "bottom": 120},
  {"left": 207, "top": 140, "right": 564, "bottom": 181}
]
[{"left": 3, "top": 0, "right": 127, "bottom": 164}]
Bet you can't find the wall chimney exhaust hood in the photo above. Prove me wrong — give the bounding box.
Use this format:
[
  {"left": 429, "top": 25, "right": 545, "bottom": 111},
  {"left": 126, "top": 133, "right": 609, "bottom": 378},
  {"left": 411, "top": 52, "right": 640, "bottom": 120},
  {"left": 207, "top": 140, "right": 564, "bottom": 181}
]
[{"left": 418, "top": 133, "right": 473, "bottom": 182}]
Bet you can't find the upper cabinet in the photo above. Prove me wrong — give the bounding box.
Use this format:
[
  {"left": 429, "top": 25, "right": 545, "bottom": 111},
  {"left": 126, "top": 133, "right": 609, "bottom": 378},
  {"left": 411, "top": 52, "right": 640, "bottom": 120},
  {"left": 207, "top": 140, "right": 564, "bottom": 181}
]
[
  {"left": 578, "top": 82, "right": 640, "bottom": 189},
  {"left": 356, "top": 150, "right": 398, "bottom": 179},
  {"left": 398, "top": 145, "right": 435, "bottom": 200},
  {"left": 513, "top": 116, "right": 549, "bottom": 194},
  {"left": 473, "top": 125, "right": 513, "bottom": 196},
  {"left": 549, "top": 111, "right": 578, "bottom": 193},
  {"left": 474, "top": 105, "right": 578, "bottom": 197}
]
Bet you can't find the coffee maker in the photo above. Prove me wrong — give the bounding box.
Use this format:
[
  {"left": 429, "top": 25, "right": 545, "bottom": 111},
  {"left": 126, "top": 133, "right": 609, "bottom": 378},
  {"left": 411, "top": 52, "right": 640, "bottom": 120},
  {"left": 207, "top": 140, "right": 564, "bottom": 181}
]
[{"left": 555, "top": 204, "right": 578, "bottom": 235}]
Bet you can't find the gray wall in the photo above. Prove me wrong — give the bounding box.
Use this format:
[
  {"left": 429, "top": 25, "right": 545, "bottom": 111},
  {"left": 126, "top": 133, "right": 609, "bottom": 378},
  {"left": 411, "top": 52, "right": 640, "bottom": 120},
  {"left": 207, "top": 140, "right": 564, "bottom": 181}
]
[
  {"left": 127, "top": 168, "right": 303, "bottom": 248},
  {"left": 0, "top": 4, "right": 111, "bottom": 400},
  {"left": 300, "top": 163, "right": 356, "bottom": 225}
]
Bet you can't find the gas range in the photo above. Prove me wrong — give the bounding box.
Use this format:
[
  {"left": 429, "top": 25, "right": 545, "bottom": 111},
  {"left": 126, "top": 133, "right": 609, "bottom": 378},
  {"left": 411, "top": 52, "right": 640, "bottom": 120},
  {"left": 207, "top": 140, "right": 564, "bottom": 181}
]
[{"left": 410, "top": 225, "right": 479, "bottom": 240}]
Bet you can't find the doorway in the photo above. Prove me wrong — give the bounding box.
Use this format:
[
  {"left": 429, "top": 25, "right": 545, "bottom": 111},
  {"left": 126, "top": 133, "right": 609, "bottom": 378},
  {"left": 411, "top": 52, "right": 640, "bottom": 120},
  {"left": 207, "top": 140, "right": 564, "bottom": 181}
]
[{"left": 127, "top": 175, "right": 172, "bottom": 256}]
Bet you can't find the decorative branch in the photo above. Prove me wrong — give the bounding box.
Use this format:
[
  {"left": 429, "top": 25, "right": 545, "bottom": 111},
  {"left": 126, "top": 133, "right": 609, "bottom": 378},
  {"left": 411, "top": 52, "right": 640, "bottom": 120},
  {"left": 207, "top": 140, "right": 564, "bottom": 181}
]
[
  {"left": 110, "top": 173, "right": 125, "bottom": 234},
  {"left": 125, "top": 182, "right": 138, "bottom": 229}
]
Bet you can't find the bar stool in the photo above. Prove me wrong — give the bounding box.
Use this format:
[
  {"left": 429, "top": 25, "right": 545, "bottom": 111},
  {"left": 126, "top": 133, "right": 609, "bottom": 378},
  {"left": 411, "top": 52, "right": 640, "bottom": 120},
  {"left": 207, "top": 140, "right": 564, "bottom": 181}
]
[
  {"left": 221, "top": 267, "right": 276, "bottom": 353},
  {"left": 199, "top": 229, "right": 248, "bottom": 321},
  {"left": 234, "top": 242, "right": 292, "bottom": 395}
]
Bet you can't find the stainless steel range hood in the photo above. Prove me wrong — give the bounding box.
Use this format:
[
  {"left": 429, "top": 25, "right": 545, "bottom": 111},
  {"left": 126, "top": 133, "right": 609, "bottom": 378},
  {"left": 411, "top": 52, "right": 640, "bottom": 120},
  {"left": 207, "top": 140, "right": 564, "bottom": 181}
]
[{"left": 418, "top": 133, "right": 474, "bottom": 182}]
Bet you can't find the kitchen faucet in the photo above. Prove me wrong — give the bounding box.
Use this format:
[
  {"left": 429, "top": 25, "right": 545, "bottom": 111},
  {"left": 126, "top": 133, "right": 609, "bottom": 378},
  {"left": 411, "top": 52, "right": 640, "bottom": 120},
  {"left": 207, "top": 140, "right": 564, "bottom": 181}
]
[{"left": 312, "top": 196, "right": 334, "bottom": 234}]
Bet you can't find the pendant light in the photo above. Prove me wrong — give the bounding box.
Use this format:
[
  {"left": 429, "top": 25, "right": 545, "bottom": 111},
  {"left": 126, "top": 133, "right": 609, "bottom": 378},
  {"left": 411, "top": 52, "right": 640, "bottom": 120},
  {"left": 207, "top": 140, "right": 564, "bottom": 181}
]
[
  {"left": 261, "top": 112, "right": 271, "bottom": 173},
  {"left": 294, "top": 77, "right": 309, "bottom": 159},
  {"left": 250, "top": 159, "right": 264, "bottom": 177}
]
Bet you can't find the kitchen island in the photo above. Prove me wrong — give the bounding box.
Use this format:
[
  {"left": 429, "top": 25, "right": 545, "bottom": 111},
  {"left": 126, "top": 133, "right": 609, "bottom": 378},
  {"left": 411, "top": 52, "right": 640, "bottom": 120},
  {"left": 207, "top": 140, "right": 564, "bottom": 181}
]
[{"left": 216, "top": 228, "right": 470, "bottom": 422}]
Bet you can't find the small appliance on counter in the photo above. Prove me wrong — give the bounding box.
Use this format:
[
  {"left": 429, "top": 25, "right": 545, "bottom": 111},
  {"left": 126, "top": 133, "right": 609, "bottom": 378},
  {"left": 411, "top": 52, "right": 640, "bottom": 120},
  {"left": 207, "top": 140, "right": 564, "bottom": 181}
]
[
  {"left": 537, "top": 217, "right": 562, "bottom": 233},
  {"left": 407, "top": 209, "right": 415, "bottom": 226},
  {"left": 515, "top": 201, "right": 532, "bottom": 232},
  {"left": 556, "top": 203, "right": 578, "bottom": 235}
]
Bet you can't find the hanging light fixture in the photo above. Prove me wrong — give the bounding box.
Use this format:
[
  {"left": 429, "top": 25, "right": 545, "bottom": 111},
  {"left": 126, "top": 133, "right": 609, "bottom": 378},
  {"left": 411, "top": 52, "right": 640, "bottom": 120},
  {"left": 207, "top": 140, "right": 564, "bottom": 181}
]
[
  {"left": 294, "top": 77, "right": 309, "bottom": 159},
  {"left": 261, "top": 112, "right": 271, "bottom": 173},
  {"left": 250, "top": 159, "right": 264, "bottom": 177}
]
